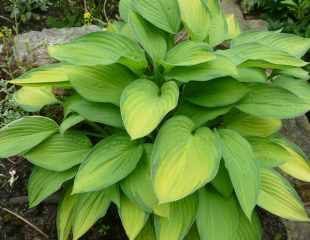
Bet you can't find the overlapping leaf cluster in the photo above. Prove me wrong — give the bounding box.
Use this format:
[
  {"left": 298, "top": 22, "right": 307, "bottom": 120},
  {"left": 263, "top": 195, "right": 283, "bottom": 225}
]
[{"left": 1, "top": 0, "right": 310, "bottom": 239}]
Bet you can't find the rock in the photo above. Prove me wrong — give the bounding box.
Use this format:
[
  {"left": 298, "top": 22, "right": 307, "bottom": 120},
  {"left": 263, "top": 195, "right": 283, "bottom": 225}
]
[{"left": 13, "top": 25, "right": 101, "bottom": 67}]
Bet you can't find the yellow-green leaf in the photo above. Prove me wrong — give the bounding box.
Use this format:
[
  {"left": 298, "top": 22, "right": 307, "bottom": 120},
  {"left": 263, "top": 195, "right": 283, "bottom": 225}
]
[
  {"left": 226, "top": 14, "right": 241, "bottom": 39},
  {"left": 136, "top": 220, "right": 156, "bottom": 240},
  {"left": 236, "top": 67, "right": 267, "bottom": 83},
  {"left": 120, "top": 79, "right": 179, "bottom": 139},
  {"left": 59, "top": 114, "right": 85, "bottom": 134},
  {"left": 211, "top": 162, "right": 233, "bottom": 197},
  {"left": 233, "top": 210, "right": 262, "bottom": 240}
]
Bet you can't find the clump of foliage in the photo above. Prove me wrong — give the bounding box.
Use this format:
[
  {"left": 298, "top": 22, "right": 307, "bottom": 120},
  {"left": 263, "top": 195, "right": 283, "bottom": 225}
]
[{"left": 1, "top": 0, "right": 310, "bottom": 239}]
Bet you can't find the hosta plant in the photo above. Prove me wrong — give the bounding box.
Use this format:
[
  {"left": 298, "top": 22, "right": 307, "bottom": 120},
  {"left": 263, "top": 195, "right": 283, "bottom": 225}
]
[{"left": 2, "top": 0, "right": 310, "bottom": 239}]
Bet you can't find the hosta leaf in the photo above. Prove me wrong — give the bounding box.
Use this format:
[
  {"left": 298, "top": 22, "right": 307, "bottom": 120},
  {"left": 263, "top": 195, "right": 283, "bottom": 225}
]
[
  {"left": 184, "top": 77, "right": 248, "bottom": 107},
  {"left": 59, "top": 114, "right": 85, "bottom": 134},
  {"left": 177, "top": 101, "right": 231, "bottom": 128},
  {"left": 237, "top": 84, "right": 310, "bottom": 119},
  {"left": 119, "top": 194, "right": 149, "bottom": 240},
  {"left": 232, "top": 30, "right": 310, "bottom": 58},
  {"left": 48, "top": 32, "right": 147, "bottom": 73},
  {"left": 275, "top": 67, "right": 310, "bottom": 80},
  {"left": 129, "top": 12, "right": 167, "bottom": 63},
  {"left": 177, "top": 0, "right": 210, "bottom": 41},
  {"left": 64, "top": 94, "right": 123, "bottom": 128},
  {"left": 119, "top": 0, "right": 133, "bottom": 21},
  {"left": 70, "top": 64, "right": 136, "bottom": 105},
  {"left": 57, "top": 187, "right": 78, "bottom": 240},
  {"left": 233, "top": 210, "right": 262, "bottom": 240},
  {"left": 165, "top": 55, "right": 238, "bottom": 82},
  {"left": 184, "top": 225, "right": 200, "bottom": 240},
  {"left": 0, "top": 116, "right": 58, "bottom": 158},
  {"left": 273, "top": 75, "right": 310, "bottom": 103},
  {"left": 136, "top": 220, "right": 156, "bottom": 240},
  {"left": 73, "top": 134, "right": 143, "bottom": 193},
  {"left": 121, "top": 144, "right": 158, "bottom": 212},
  {"left": 153, "top": 203, "right": 170, "bottom": 218},
  {"left": 72, "top": 190, "right": 111, "bottom": 240},
  {"left": 133, "top": 0, "right": 181, "bottom": 33},
  {"left": 226, "top": 14, "right": 241, "bottom": 39},
  {"left": 258, "top": 168, "right": 309, "bottom": 221},
  {"left": 196, "top": 188, "right": 239, "bottom": 240},
  {"left": 154, "top": 194, "right": 198, "bottom": 240},
  {"left": 24, "top": 132, "right": 92, "bottom": 171},
  {"left": 28, "top": 167, "right": 76, "bottom": 208},
  {"left": 211, "top": 162, "right": 233, "bottom": 197},
  {"left": 152, "top": 116, "right": 221, "bottom": 203},
  {"left": 14, "top": 86, "right": 58, "bottom": 112},
  {"left": 219, "top": 129, "right": 259, "bottom": 219},
  {"left": 163, "top": 41, "right": 215, "bottom": 68},
  {"left": 121, "top": 79, "right": 179, "bottom": 139},
  {"left": 224, "top": 111, "right": 282, "bottom": 137},
  {"left": 236, "top": 67, "right": 267, "bottom": 83},
  {"left": 105, "top": 184, "right": 121, "bottom": 208}
]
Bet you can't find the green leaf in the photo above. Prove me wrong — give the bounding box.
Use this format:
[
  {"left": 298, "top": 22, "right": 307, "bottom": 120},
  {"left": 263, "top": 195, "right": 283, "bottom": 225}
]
[
  {"left": 154, "top": 194, "right": 198, "bottom": 240},
  {"left": 153, "top": 203, "right": 170, "bottom": 218},
  {"left": 105, "top": 184, "right": 121, "bottom": 208},
  {"left": 211, "top": 162, "right": 233, "bottom": 197},
  {"left": 14, "top": 86, "right": 58, "bottom": 112},
  {"left": 258, "top": 168, "right": 309, "bottom": 222},
  {"left": 59, "top": 114, "right": 85, "bottom": 134},
  {"left": 28, "top": 167, "right": 76, "bottom": 208},
  {"left": 275, "top": 67, "right": 309, "bottom": 80},
  {"left": 72, "top": 190, "right": 111, "bottom": 240},
  {"left": 232, "top": 30, "right": 310, "bottom": 58},
  {"left": 121, "top": 144, "right": 158, "bottom": 212},
  {"left": 218, "top": 43, "right": 307, "bottom": 68},
  {"left": 0, "top": 116, "right": 58, "bottom": 158},
  {"left": 24, "top": 132, "right": 92, "bottom": 171},
  {"left": 224, "top": 111, "right": 282, "bottom": 137},
  {"left": 184, "top": 77, "right": 248, "bottom": 107},
  {"left": 120, "top": 79, "right": 179, "bottom": 139},
  {"left": 233, "top": 210, "right": 262, "bottom": 240},
  {"left": 152, "top": 116, "right": 221, "bottom": 203},
  {"left": 48, "top": 32, "right": 147, "bottom": 73},
  {"left": 236, "top": 67, "right": 267, "bottom": 83},
  {"left": 177, "top": 0, "right": 210, "bottom": 41},
  {"left": 73, "top": 134, "right": 143, "bottom": 193},
  {"left": 184, "top": 225, "right": 200, "bottom": 240},
  {"left": 129, "top": 12, "right": 167, "bottom": 63},
  {"left": 64, "top": 94, "right": 123, "bottom": 128},
  {"left": 196, "top": 188, "right": 239, "bottom": 240},
  {"left": 165, "top": 55, "right": 238, "bottom": 82},
  {"left": 133, "top": 0, "right": 181, "bottom": 33},
  {"left": 119, "top": 0, "right": 133, "bottom": 21},
  {"left": 219, "top": 129, "right": 259, "bottom": 219},
  {"left": 177, "top": 101, "right": 231, "bottom": 128},
  {"left": 69, "top": 64, "right": 136, "bottom": 106},
  {"left": 225, "top": 14, "right": 241, "bottom": 39},
  {"left": 163, "top": 41, "right": 215, "bottom": 68},
  {"left": 136, "top": 220, "right": 156, "bottom": 240},
  {"left": 119, "top": 194, "right": 149, "bottom": 240},
  {"left": 236, "top": 84, "right": 310, "bottom": 119},
  {"left": 273, "top": 75, "right": 310, "bottom": 103}
]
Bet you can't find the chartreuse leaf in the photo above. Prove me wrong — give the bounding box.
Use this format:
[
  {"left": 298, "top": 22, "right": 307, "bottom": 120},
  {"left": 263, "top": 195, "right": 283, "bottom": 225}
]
[
  {"left": 129, "top": 12, "right": 167, "bottom": 63},
  {"left": 233, "top": 210, "right": 262, "bottom": 240},
  {"left": 73, "top": 134, "right": 143, "bottom": 193},
  {"left": 273, "top": 75, "right": 310, "bottom": 103},
  {"left": 275, "top": 67, "right": 309, "bottom": 80},
  {"left": 197, "top": 188, "right": 239, "bottom": 240},
  {"left": 120, "top": 79, "right": 179, "bottom": 140},
  {"left": 231, "top": 30, "right": 310, "bottom": 58},
  {"left": 59, "top": 114, "right": 85, "bottom": 134},
  {"left": 14, "top": 86, "right": 58, "bottom": 112},
  {"left": 72, "top": 190, "right": 111, "bottom": 240},
  {"left": 236, "top": 67, "right": 267, "bottom": 83},
  {"left": 211, "top": 162, "right": 233, "bottom": 197},
  {"left": 177, "top": 0, "right": 210, "bottom": 41},
  {"left": 48, "top": 32, "right": 147, "bottom": 73},
  {"left": 224, "top": 111, "right": 282, "bottom": 137},
  {"left": 136, "top": 220, "right": 156, "bottom": 240},
  {"left": 225, "top": 14, "right": 241, "bottom": 39},
  {"left": 219, "top": 129, "right": 259, "bottom": 219},
  {"left": 69, "top": 64, "right": 136, "bottom": 105},
  {"left": 152, "top": 116, "right": 221, "bottom": 203},
  {"left": 133, "top": 0, "right": 181, "bottom": 34},
  {"left": 121, "top": 144, "right": 158, "bottom": 212},
  {"left": 237, "top": 84, "right": 310, "bottom": 119},
  {"left": 119, "top": 0, "right": 133, "bottom": 21},
  {"left": 184, "top": 78, "right": 248, "bottom": 107},
  {"left": 119, "top": 194, "right": 149, "bottom": 240},
  {"left": 154, "top": 194, "right": 198, "bottom": 240},
  {"left": 165, "top": 55, "right": 238, "bottom": 82},
  {"left": 57, "top": 186, "right": 78, "bottom": 240},
  {"left": 184, "top": 225, "right": 200, "bottom": 240},
  {"left": 64, "top": 94, "right": 123, "bottom": 128},
  {"left": 105, "top": 184, "right": 121, "bottom": 208},
  {"left": 28, "top": 167, "right": 76, "bottom": 208},
  {"left": 177, "top": 101, "right": 231, "bottom": 128},
  {"left": 153, "top": 203, "right": 170, "bottom": 218},
  {"left": 258, "top": 168, "right": 309, "bottom": 222},
  {"left": 0, "top": 116, "right": 58, "bottom": 158},
  {"left": 24, "top": 132, "right": 92, "bottom": 171},
  {"left": 163, "top": 41, "right": 215, "bottom": 68},
  {"left": 218, "top": 43, "right": 307, "bottom": 68}
]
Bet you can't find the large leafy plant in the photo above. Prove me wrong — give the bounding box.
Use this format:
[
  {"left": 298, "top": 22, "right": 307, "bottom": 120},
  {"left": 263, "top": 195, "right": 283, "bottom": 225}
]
[{"left": 2, "top": 0, "right": 310, "bottom": 239}]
